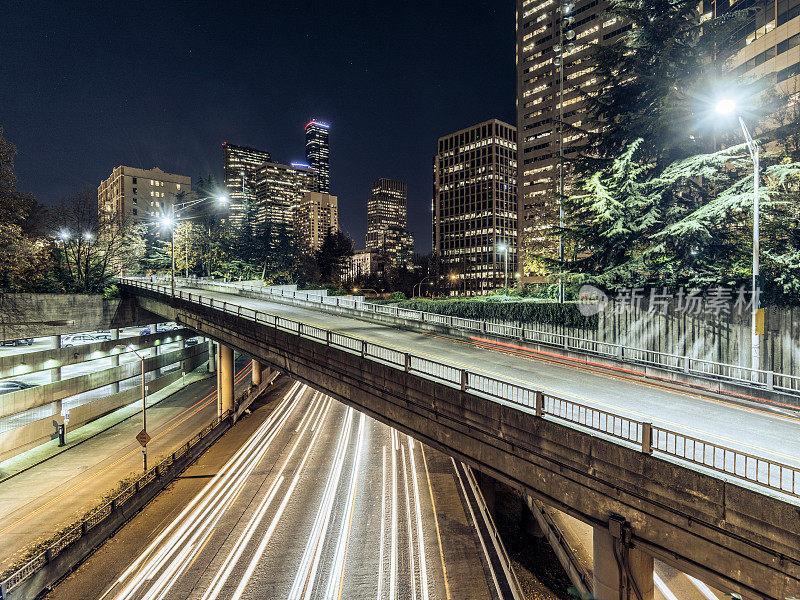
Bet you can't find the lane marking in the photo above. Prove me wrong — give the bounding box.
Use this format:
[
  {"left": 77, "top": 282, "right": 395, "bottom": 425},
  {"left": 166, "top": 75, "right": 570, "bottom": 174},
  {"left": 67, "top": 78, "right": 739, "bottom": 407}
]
[
  {"left": 377, "top": 445, "right": 388, "bottom": 600},
  {"left": 420, "top": 444, "right": 451, "bottom": 600}
]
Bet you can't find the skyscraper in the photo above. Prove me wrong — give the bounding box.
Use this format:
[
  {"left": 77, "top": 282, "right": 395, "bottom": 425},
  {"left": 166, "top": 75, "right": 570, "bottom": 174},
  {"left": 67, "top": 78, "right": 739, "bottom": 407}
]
[
  {"left": 433, "top": 119, "right": 517, "bottom": 294},
  {"left": 294, "top": 192, "right": 339, "bottom": 252},
  {"left": 366, "top": 178, "right": 414, "bottom": 268},
  {"left": 222, "top": 142, "right": 272, "bottom": 227},
  {"left": 252, "top": 161, "right": 317, "bottom": 241},
  {"left": 516, "top": 0, "right": 628, "bottom": 274},
  {"left": 711, "top": 0, "right": 800, "bottom": 97},
  {"left": 305, "top": 120, "right": 331, "bottom": 193}
]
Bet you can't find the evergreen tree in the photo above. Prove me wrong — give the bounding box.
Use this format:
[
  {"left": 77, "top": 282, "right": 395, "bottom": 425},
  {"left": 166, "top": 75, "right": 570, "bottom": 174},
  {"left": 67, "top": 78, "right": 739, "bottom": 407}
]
[
  {"left": 315, "top": 230, "right": 354, "bottom": 283},
  {"left": 565, "top": 139, "right": 800, "bottom": 302},
  {"left": 578, "top": 0, "right": 749, "bottom": 172}
]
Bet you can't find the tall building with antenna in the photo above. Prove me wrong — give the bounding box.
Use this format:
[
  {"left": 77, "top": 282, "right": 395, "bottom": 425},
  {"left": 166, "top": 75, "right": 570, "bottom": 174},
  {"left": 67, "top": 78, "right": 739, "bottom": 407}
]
[{"left": 305, "top": 120, "right": 331, "bottom": 193}]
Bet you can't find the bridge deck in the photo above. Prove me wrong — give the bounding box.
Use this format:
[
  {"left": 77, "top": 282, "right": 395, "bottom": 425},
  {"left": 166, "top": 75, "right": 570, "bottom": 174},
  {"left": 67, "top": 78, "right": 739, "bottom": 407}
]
[{"left": 169, "top": 284, "right": 800, "bottom": 474}]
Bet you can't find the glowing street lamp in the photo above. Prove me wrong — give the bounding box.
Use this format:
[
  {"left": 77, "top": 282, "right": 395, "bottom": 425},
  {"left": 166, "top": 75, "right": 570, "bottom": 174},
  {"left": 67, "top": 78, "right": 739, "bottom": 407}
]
[
  {"left": 497, "top": 243, "right": 509, "bottom": 290},
  {"left": 160, "top": 193, "right": 226, "bottom": 295},
  {"left": 715, "top": 97, "right": 761, "bottom": 374}
]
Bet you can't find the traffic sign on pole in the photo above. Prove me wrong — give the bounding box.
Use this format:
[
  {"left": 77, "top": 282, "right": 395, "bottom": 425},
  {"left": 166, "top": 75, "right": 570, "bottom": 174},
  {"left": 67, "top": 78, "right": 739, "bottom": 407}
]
[{"left": 136, "top": 429, "right": 151, "bottom": 447}]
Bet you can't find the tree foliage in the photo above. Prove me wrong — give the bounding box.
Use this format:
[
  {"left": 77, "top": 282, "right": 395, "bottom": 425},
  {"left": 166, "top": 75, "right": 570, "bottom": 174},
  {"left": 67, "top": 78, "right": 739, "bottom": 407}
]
[
  {"left": 564, "top": 139, "right": 800, "bottom": 303},
  {"left": 578, "top": 0, "right": 750, "bottom": 171}
]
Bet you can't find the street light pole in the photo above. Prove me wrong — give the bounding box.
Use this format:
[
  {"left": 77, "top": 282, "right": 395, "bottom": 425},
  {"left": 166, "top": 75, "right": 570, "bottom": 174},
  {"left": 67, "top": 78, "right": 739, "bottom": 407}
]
[
  {"left": 739, "top": 116, "right": 760, "bottom": 375},
  {"left": 140, "top": 351, "right": 147, "bottom": 471},
  {"left": 170, "top": 222, "right": 176, "bottom": 297},
  {"left": 118, "top": 345, "right": 148, "bottom": 472},
  {"left": 715, "top": 99, "right": 761, "bottom": 375},
  {"left": 161, "top": 193, "right": 228, "bottom": 294}
]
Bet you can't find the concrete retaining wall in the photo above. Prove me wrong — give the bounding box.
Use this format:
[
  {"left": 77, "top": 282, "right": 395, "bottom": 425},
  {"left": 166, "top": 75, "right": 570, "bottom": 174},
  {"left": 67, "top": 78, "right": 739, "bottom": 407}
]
[
  {"left": 0, "top": 345, "right": 205, "bottom": 418},
  {"left": 0, "top": 350, "right": 208, "bottom": 462},
  {"left": 0, "top": 294, "right": 161, "bottom": 342}
]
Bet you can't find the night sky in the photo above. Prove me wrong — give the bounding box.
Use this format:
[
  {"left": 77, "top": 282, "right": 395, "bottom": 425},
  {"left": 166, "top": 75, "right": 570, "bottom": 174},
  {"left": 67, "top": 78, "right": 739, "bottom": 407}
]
[{"left": 1, "top": 1, "right": 516, "bottom": 252}]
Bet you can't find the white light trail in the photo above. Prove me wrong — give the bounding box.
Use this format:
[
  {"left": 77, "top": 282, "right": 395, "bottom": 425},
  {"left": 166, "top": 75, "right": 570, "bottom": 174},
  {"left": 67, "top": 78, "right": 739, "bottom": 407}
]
[
  {"left": 390, "top": 429, "right": 398, "bottom": 600},
  {"left": 287, "top": 406, "right": 353, "bottom": 600},
  {"left": 200, "top": 407, "right": 316, "bottom": 600},
  {"left": 228, "top": 398, "right": 333, "bottom": 600},
  {"left": 326, "top": 411, "right": 366, "bottom": 599},
  {"left": 109, "top": 382, "right": 304, "bottom": 600},
  {"left": 401, "top": 444, "right": 417, "bottom": 600},
  {"left": 687, "top": 574, "right": 721, "bottom": 600},
  {"left": 377, "top": 445, "right": 387, "bottom": 600},
  {"left": 407, "top": 436, "right": 429, "bottom": 600},
  {"left": 654, "top": 572, "right": 680, "bottom": 600}
]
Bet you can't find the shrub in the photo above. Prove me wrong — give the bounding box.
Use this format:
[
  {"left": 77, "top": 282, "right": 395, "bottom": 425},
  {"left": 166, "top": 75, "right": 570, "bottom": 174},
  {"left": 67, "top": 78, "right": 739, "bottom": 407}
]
[{"left": 394, "top": 297, "right": 596, "bottom": 328}]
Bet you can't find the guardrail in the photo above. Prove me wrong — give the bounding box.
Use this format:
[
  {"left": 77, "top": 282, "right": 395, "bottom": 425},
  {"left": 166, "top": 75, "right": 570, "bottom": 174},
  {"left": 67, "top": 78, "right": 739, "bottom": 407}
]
[
  {"left": 0, "top": 409, "right": 231, "bottom": 599},
  {"left": 120, "top": 278, "right": 800, "bottom": 503},
  {"left": 144, "top": 276, "right": 800, "bottom": 398}
]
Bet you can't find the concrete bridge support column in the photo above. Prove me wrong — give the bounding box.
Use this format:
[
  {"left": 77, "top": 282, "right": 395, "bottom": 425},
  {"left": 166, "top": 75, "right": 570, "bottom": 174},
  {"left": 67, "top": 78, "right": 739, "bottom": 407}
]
[
  {"left": 252, "top": 360, "right": 265, "bottom": 386},
  {"left": 217, "top": 344, "right": 234, "bottom": 417},
  {"left": 49, "top": 335, "right": 61, "bottom": 383},
  {"left": 110, "top": 329, "right": 120, "bottom": 393},
  {"left": 593, "top": 526, "right": 653, "bottom": 600},
  {"left": 208, "top": 340, "right": 216, "bottom": 373}
]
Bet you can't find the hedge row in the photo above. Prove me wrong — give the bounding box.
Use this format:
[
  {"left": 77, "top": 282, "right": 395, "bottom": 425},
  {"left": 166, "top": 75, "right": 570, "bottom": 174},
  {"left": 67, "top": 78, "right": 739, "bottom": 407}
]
[{"left": 394, "top": 298, "right": 597, "bottom": 329}]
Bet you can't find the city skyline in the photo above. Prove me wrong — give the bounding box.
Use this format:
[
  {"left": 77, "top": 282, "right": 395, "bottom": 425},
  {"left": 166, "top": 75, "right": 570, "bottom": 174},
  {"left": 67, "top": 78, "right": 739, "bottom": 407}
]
[{"left": 0, "top": 1, "right": 516, "bottom": 253}]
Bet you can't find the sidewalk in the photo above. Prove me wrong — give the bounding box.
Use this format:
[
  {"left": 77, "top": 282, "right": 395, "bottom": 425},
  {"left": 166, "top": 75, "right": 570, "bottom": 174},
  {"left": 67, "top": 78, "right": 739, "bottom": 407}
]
[{"left": 0, "top": 359, "right": 251, "bottom": 573}]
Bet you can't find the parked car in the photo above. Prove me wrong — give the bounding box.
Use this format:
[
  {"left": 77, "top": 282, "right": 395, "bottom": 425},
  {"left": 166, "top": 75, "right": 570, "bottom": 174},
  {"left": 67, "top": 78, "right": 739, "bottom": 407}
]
[
  {"left": 61, "top": 333, "right": 104, "bottom": 347},
  {"left": 184, "top": 337, "right": 199, "bottom": 347},
  {"left": 0, "top": 380, "right": 36, "bottom": 395},
  {"left": 0, "top": 338, "right": 33, "bottom": 347},
  {"left": 94, "top": 330, "right": 113, "bottom": 341},
  {"left": 139, "top": 323, "right": 179, "bottom": 336}
]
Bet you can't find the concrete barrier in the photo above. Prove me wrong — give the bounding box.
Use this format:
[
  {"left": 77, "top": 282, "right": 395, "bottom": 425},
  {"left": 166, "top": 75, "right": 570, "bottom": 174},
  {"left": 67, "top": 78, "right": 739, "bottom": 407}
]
[
  {"left": 0, "top": 328, "right": 194, "bottom": 380},
  {"left": 0, "top": 350, "right": 208, "bottom": 462},
  {"left": 0, "top": 345, "right": 205, "bottom": 418}
]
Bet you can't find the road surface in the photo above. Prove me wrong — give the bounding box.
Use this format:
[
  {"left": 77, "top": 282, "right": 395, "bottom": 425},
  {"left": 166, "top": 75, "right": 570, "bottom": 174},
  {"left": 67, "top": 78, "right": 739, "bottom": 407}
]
[{"left": 47, "top": 382, "right": 514, "bottom": 600}]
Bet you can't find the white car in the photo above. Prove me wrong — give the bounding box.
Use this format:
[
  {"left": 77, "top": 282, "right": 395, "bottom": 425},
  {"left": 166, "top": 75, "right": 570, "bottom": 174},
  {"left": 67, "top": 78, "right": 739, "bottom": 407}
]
[{"left": 61, "top": 333, "right": 104, "bottom": 347}]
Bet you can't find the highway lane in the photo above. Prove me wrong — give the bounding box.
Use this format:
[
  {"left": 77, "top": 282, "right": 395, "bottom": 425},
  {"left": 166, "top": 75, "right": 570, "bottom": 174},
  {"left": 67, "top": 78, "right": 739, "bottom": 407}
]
[
  {"left": 165, "top": 284, "right": 800, "bottom": 472},
  {"left": 52, "top": 383, "right": 511, "bottom": 600},
  {"left": 0, "top": 358, "right": 250, "bottom": 572},
  {"left": 45, "top": 380, "right": 730, "bottom": 600}
]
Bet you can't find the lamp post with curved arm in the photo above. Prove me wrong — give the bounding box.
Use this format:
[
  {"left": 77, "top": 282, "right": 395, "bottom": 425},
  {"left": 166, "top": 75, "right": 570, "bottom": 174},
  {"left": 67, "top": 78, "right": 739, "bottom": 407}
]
[{"left": 160, "top": 193, "right": 228, "bottom": 296}]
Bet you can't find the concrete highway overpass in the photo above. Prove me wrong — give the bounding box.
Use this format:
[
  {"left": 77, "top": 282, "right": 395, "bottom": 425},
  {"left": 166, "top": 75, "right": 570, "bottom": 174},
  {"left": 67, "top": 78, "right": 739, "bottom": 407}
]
[{"left": 119, "top": 279, "right": 800, "bottom": 600}]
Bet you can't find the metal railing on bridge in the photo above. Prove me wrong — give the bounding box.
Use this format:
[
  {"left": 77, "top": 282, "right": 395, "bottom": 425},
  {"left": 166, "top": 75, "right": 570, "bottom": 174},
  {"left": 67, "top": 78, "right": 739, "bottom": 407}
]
[
  {"left": 120, "top": 277, "right": 800, "bottom": 504},
  {"left": 148, "top": 276, "right": 800, "bottom": 398}
]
